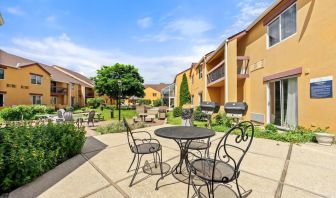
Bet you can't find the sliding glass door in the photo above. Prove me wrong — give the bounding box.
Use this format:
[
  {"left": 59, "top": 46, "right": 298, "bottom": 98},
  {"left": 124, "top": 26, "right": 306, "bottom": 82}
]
[{"left": 269, "top": 78, "right": 297, "bottom": 128}]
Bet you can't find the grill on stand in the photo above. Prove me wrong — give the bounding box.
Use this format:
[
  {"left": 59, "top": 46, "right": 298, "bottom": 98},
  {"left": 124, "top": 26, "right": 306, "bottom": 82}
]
[{"left": 200, "top": 101, "right": 220, "bottom": 128}]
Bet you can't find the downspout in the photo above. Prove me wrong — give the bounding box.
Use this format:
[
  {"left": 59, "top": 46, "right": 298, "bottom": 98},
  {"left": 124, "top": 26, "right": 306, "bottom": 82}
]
[
  {"left": 203, "top": 56, "right": 207, "bottom": 101},
  {"left": 225, "top": 39, "right": 229, "bottom": 103}
]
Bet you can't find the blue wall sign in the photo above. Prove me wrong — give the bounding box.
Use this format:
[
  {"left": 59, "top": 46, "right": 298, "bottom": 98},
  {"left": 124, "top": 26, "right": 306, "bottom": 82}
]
[{"left": 310, "top": 76, "right": 333, "bottom": 98}]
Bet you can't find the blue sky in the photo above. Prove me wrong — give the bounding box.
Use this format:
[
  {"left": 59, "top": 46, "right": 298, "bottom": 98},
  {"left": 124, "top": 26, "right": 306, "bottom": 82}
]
[{"left": 0, "top": 0, "right": 273, "bottom": 83}]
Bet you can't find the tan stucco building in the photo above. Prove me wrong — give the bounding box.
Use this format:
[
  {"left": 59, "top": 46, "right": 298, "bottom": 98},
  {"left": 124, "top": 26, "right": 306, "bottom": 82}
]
[
  {"left": 0, "top": 50, "right": 94, "bottom": 109},
  {"left": 174, "top": 0, "right": 336, "bottom": 133}
]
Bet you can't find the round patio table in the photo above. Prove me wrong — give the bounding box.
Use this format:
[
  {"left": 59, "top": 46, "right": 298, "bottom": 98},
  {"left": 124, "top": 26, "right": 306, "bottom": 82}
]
[{"left": 154, "top": 126, "right": 215, "bottom": 190}]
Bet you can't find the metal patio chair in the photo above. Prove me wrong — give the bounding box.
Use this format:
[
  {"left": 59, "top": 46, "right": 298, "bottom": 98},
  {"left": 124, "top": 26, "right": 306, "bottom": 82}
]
[
  {"left": 85, "top": 110, "right": 95, "bottom": 127},
  {"left": 123, "top": 118, "right": 163, "bottom": 187},
  {"left": 187, "top": 121, "right": 254, "bottom": 198}
]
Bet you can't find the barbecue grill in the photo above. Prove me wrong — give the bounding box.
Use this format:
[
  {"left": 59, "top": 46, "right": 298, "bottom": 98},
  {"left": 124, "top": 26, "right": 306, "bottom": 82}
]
[
  {"left": 224, "top": 102, "right": 248, "bottom": 118},
  {"left": 200, "top": 101, "right": 220, "bottom": 128}
]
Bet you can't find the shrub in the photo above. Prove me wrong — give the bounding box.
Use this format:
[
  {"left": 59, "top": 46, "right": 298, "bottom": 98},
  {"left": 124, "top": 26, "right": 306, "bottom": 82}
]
[
  {"left": 45, "top": 107, "right": 55, "bottom": 114},
  {"left": 138, "top": 99, "right": 151, "bottom": 105},
  {"left": 265, "top": 123, "right": 277, "bottom": 133},
  {"left": 152, "top": 99, "right": 162, "bottom": 107},
  {"left": 87, "top": 98, "right": 105, "bottom": 108},
  {"left": 105, "top": 105, "right": 116, "bottom": 110},
  {"left": 179, "top": 73, "right": 191, "bottom": 107},
  {"left": 0, "top": 105, "right": 48, "bottom": 121},
  {"left": 214, "top": 113, "right": 233, "bottom": 127},
  {"left": 173, "top": 107, "right": 182, "bottom": 117},
  {"left": 0, "top": 123, "right": 85, "bottom": 192},
  {"left": 193, "top": 106, "right": 207, "bottom": 121}
]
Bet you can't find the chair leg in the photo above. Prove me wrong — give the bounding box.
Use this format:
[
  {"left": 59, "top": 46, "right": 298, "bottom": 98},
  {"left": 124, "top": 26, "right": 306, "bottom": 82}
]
[
  {"left": 158, "top": 149, "right": 163, "bottom": 178},
  {"left": 129, "top": 154, "right": 142, "bottom": 187},
  {"left": 187, "top": 169, "right": 191, "bottom": 198},
  {"left": 127, "top": 154, "right": 136, "bottom": 172},
  {"left": 235, "top": 178, "right": 242, "bottom": 198}
]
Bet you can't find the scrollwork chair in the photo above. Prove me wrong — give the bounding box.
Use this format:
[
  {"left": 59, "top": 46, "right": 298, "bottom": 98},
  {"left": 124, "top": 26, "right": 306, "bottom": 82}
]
[
  {"left": 187, "top": 121, "right": 254, "bottom": 198},
  {"left": 123, "top": 118, "right": 163, "bottom": 187}
]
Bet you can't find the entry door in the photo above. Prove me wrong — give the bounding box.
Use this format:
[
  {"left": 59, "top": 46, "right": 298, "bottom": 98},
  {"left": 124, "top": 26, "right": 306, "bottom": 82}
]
[
  {"left": 71, "top": 96, "right": 75, "bottom": 107},
  {"left": 269, "top": 78, "right": 298, "bottom": 128}
]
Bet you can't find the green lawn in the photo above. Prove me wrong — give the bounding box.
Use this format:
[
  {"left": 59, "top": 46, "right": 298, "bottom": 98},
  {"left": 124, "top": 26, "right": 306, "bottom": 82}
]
[
  {"left": 95, "top": 108, "right": 137, "bottom": 120},
  {"left": 167, "top": 111, "right": 207, "bottom": 127}
]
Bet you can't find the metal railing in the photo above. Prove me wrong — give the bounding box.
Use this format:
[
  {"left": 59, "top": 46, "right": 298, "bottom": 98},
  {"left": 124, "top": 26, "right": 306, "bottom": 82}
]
[
  {"left": 51, "top": 86, "right": 68, "bottom": 95},
  {"left": 207, "top": 65, "right": 225, "bottom": 84}
]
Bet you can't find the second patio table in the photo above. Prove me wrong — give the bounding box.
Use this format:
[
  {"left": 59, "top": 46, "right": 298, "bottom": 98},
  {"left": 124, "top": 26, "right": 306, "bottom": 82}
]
[{"left": 154, "top": 126, "right": 215, "bottom": 190}]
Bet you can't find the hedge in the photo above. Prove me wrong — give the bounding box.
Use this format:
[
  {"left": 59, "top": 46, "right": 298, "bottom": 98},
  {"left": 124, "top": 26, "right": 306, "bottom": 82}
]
[
  {"left": 86, "top": 98, "right": 105, "bottom": 108},
  {"left": 0, "top": 105, "right": 48, "bottom": 121},
  {"left": 0, "top": 123, "right": 85, "bottom": 192}
]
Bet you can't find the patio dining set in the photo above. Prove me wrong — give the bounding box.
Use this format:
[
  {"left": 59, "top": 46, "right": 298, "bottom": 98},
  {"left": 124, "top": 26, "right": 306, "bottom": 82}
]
[
  {"left": 37, "top": 109, "right": 102, "bottom": 128},
  {"left": 133, "top": 105, "right": 167, "bottom": 123},
  {"left": 123, "top": 118, "right": 255, "bottom": 198}
]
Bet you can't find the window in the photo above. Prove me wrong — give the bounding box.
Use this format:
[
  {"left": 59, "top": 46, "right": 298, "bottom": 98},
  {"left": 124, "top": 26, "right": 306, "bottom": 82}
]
[
  {"left": 0, "top": 68, "right": 4, "bottom": 79},
  {"left": 31, "top": 74, "right": 42, "bottom": 85},
  {"left": 31, "top": 95, "right": 42, "bottom": 105},
  {"left": 267, "top": 4, "right": 296, "bottom": 47},
  {"left": 198, "top": 67, "right": 203, "bottom": 79},
  {"left": 191, "top": 95, "right": 194, "bottom": 104},
  {"left": 153, "top": 93, "right": 157, "bottom": 97},
  {"left": 51, "top": 96, "right": 57, "bottom": 105},
  {"left": 71, "top": 83, "right": 75, "bottom": 90},
  {"left": 0, "top": 94, "right": 4, "bottom": 107},
  {"left": 191, "top": 75, "right": 194, "bottom": 84}
]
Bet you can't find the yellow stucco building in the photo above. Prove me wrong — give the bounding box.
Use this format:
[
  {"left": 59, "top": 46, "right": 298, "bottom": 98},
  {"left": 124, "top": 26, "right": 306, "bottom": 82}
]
[
  {"left": 174, "top": 0, "right": 336, "bottom": 133},
  {"left": 0, "top": 50, "right": 94, "bottom": 109},
  {"left": 144, "top": 83, "right": 169, "bottom": 104}
]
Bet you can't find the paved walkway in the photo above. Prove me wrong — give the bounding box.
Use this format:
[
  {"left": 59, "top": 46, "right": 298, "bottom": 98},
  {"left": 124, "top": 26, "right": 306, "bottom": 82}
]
[{"left": 8, "top": 125, "right": 336, "bottom": 198}]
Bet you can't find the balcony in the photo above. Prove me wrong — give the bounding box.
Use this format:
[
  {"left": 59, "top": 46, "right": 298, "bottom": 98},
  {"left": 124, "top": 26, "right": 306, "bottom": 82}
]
[
  {"left": 51, "top": 86, "right": 68, "bottom": 95},
  {"left": 85, "top": 92, "right": 94, "bottom": 98},
  {"left": 207, "top": 63, "right": 225, "bottom": 86}
]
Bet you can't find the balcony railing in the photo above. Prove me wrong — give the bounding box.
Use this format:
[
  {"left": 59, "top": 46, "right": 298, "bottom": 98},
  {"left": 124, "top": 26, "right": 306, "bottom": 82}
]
[
  {"left": 207, "top": 65, "right": 225, "bottom": 84},
  {"left": 51, "top": 86, "right": 68, "bottom": 95},
  {"left": 85, "top": 92, "right": 94, "bottom": 98}
]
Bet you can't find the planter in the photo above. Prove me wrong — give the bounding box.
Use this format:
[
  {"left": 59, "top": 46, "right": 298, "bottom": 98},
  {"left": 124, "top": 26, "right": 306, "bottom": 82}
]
[{"left": 315, "top": 133, "right": 335, "bottom": 146}]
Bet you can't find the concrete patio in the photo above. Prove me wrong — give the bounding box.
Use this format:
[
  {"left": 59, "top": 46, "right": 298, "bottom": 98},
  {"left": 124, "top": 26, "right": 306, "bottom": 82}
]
[{"left": 7, "top": 124, "right": 336, "bottom": 198}]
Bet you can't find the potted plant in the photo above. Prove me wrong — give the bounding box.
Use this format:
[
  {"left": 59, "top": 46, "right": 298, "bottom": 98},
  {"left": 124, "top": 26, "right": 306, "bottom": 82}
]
[{"left": 314, "top": 127, "right": 335, "bottom": 146}]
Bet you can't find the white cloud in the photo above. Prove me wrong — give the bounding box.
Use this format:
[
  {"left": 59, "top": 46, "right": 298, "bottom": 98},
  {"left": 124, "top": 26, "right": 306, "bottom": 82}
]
[
  {"left": 138, "top": 18, "right": 212, "bottom": 42},
  {"left": 1, "top": 34, "right": 206, "bottom": 83},
  {"left": 46, "top": 15, "right": 57, "bottom": 23},
  {"left": 6, "top": 7, "right": 25, "bottom": 16},
  {"left": 222, "top": 0, "right": 271, "bottom": 38},
  {"left": 137, "top": 17, "right": 152, "bottom": 29}
]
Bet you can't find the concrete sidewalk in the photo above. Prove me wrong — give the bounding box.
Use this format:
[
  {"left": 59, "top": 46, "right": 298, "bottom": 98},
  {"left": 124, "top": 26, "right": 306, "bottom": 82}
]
[{"left": 7, "top": 125, "right": 336, "bottom": 198}]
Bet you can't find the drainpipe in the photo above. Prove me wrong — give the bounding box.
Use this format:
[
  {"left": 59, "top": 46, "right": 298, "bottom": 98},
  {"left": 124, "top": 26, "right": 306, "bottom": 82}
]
[
  {"left": 225, "top": 39, "right": 229, "bottom": 103},
  {"left": 203, "top": 56, "right": 207, "bottom": 101}
]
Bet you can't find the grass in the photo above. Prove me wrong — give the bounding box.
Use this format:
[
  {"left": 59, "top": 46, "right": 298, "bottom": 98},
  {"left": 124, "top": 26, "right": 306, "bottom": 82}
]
[
  {"left": 94, "top": 108, "right": 137, "bottom": 120},
  {"left": 167, "top": 111, "right": 208, "bottom": 127}
]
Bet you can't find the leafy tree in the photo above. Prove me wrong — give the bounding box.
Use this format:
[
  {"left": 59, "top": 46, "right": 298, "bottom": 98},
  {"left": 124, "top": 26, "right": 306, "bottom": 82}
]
[
  {"left": 179, "top": 73, "right": 191, "bottom": 106},
  {"left": 92, "top": 64, "right": 145, "bottom": 102}
]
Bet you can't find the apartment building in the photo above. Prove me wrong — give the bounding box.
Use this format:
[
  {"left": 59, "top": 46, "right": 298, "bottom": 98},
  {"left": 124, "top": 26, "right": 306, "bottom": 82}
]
[
  {"left": 0, "top": 50, "right": 94, "bottom": 109},
  {"left": 144, "top": 83, "right": 169, "bottom": 103},
  {"left": 174, "top": 0, "right": 336, "bottom": 132}
]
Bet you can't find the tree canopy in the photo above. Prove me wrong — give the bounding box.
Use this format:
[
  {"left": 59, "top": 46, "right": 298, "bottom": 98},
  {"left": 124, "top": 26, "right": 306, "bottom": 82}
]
[
  {"left": 179, "top": 73, "right": 191, "bottom": 106},
  {"left": 92, "top": 63, "right": 145, "bottom": 99}
]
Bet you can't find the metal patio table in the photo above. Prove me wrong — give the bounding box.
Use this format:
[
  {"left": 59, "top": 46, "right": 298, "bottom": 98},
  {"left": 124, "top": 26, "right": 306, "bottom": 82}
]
[{"left": 155, "top": 126, "right": 215, "bottom": 190}]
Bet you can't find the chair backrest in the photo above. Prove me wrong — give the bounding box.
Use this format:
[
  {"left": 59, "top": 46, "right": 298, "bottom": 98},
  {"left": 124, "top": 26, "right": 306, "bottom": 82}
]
[
  {"left": 136, "top": 105, "right": 146, "bottom": 114},
  {"left": 57, "top": 109, "right": 65, "bottom": 118},
  {"left": 123, "top": 118, "right": 137, "bottom": 152},
  {"left": 88, "top": 110, "right": 95, "bottom": 121},
  {"left": 213, "top": 121, "right": 254, "bottom": 182},
  {"left": 64, "top": 112, "right": 74, "bottom": 122}
]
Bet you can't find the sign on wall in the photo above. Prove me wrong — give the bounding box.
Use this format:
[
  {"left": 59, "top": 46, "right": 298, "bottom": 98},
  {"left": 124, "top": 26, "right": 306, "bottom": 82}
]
[{"left": 310, "top": 76, "right": 333, "bottom": 98}]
